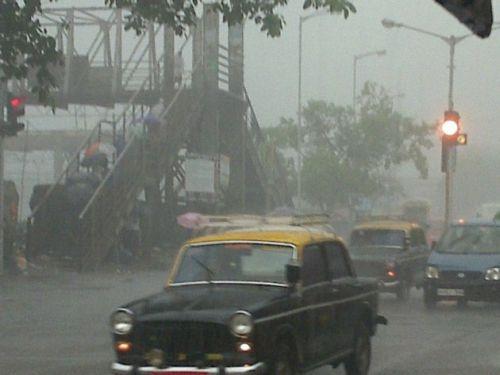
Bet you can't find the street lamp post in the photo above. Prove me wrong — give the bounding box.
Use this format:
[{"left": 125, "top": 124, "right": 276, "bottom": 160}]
[
  {"left": 352, "top": 50, "right": 386, "bottom": 119},
  {"left": 297, "top": 11, "right": 328, "bottom": 211},
  {"left": 381, "top": 19, "right": 477, "bottom": 226}
]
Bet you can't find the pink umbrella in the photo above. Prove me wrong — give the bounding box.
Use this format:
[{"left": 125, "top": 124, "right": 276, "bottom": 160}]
[{"left": 176, "top": 212, "right": 207, "bottom": 229}]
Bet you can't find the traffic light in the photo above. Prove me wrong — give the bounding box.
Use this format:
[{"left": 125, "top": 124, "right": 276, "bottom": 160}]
[
  {"left": 440, "top": 110, "right": 460, "bottom": 145},
  {"left": 440, "top": 110, "right": 467, "bottom": 173},
  {"left": 456, "top": 133, "right": 468, "bottom": 146},
  {"left": 1, "top": 93, "right": 26, "bottom": 137}
]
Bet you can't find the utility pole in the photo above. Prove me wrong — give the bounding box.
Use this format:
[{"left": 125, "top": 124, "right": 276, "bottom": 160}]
[
  {"left": 380, "top": 18, "right": 495, "bottom": 226},
  {"left": 444, "top": 37, "right": 456, "bottom": 227},
  {"left": 296, "top": 10, "right": 328, "bottom": 210},
  {"left": 0, "top": 79, "right": 5, "bottom": 275},
  {"left": 297, "top": 18, "right": 303, "bottom": 211}
]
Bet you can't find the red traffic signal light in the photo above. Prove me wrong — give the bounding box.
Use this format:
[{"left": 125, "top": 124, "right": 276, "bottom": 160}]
[
  {"left": 10, "top": 97, "right": 23, "bottom": 108},
  {"left": 2, "top": 93, "right": 26, "bottom": 137},
  {"left": 441, "top": 119, "right": 459, "bottom": 136},
  {"left": 7, "top": 93, "right": 26, "bottom": 121},
  {"left": 440, "top": 110, "right": 460, "bottom": 143}
]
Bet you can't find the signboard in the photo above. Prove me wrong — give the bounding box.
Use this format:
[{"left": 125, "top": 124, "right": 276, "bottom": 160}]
[
  {"left": 183, "top": 153, "right": 230, "bottom": 203},
  {"left": 185, "top": 157, "right": 215, "bottom": 194}
]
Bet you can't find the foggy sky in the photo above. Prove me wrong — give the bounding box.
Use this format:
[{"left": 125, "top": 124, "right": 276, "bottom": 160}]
[{"left": 30, "top": 0, "right": 500, "bottom": 219}]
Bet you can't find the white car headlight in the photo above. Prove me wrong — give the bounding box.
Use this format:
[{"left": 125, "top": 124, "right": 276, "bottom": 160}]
[
  {"left": 111, "top": 309, "right": 134, "bottom": 335},
  {"left": 229, "top": 311, "right": 254, "bottom": 337},
  {"left": 425, "top": 266, "right": 439, "bottom": 279},
  {"left": 485, "top": 267, "right": 500, "bottom": 281}
]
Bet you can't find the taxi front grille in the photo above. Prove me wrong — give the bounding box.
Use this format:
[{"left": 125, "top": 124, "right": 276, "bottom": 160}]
[
  {"left": 140, "top": 321, "right": 233, "bottom": 364},
  {"left": 439, "top": 270, "right": 483, "bottom": 282}
]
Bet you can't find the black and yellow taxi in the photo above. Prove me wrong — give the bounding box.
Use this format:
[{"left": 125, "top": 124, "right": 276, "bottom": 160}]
[
  {"left": 110, "top": 226, "right": 385, "bottom": 375},
  {"left": 349, "top": 220, "right": 430, "bottom": 300}
]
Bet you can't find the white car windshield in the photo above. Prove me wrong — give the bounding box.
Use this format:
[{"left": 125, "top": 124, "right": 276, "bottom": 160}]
[
  {"left": 174, "top": 243, "right": 294, "bottom": 284},
  {"left": 437, "top": 225, "right": 500, "bottom": 254}
]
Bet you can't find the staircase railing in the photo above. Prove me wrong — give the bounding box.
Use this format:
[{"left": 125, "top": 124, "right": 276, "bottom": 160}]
[
  {"left": 76, "top": 60, "right": 203, "bottom": 269},
  {"left": 243, "top": 86, "right": 292, "bottom": 207},
  {"left": 28, "top": 33, "right": 193, "bottom": 223},
  {"left": 28, "top": 75, "right": 153, "bottom": 225}
]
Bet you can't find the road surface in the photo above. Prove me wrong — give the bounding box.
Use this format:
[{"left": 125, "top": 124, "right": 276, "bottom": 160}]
[{"left": 1, "top": 269, "right": 500, "bottom": 374}]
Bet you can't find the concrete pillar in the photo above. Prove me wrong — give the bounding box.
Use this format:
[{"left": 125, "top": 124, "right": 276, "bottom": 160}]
[
  {"left": 192, "top": 17, "right": 203, "bottom": 92},
  {"left": 112, "top": 8, "right": 122, "bottom": 96},
  {"left": 228, "top": 22, "right": 244, "bottom": 96},
  {"left": 163, "top": 25, "right": 175, "bottom": 102},
  {"left": 203, "top": 5, "right": 219, "bottom": 91},
  {"left": 196, "top": 5, "right": 219, "bottom": 156},
  {"left": 63, "top": 9, "right": 74, "bottom": 96}
]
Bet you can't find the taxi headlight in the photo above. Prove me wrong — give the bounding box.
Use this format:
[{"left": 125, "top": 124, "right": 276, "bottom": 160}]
[
  {"left": 485, "top": 267, "right": 500, "bottom": 281},
  {"left": 111, "top": 309, "right": 134, "bottom": 335},
  {"left": 229, "top": 311, "right": 254, "bottom": 337},
  {"left": 425, "top": 266, "right": 439, "bottom": 279}
]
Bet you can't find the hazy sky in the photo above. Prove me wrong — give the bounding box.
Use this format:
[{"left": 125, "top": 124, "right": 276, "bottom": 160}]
[{"left": 29, "top": 0, "right": 500, "bottom": 219}]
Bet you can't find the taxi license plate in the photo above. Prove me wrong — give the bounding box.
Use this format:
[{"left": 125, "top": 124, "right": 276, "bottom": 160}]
[{"left": 437, "top": 288, "right": 464, "bottom": 297}]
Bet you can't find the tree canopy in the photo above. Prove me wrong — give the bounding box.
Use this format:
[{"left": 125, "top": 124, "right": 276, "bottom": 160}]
[
  {"left": 0, "top": 0, "right": 356, "bottom": 104},
  {"left": 264, "top": 82, "right": 434, "bottom": 211}
]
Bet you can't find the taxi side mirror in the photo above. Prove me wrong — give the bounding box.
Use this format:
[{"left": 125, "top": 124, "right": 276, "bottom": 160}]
[{"left": 286, "top": 262, "right": 301, "bottom": 285}]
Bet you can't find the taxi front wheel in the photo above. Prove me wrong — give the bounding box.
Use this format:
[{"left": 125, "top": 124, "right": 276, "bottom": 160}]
[{"left": 344, "top": 322, "right": 371, "bottom": 375}]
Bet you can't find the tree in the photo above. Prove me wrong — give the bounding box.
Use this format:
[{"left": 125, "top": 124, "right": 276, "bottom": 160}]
[
  {"left": 265, "top": 81, "right": 434, "bottom": 211},
  {"left": 0, "top": 0, "right": 356, "bottom": 104}
]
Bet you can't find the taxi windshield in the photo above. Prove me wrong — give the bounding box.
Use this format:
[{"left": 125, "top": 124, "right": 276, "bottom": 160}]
[
  {"left": 437, "top": 225, "right": 500, "bottom": 254},
  {"left": 173, "top": 243, "right": 294, "bottom": 284},
  {"left": 350, "top": 229, "right": 405, "bottom": 248}
]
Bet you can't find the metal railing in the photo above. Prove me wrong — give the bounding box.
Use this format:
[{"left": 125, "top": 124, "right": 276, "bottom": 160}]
[
  {"left": 29, "top": 34, "right": 193, "bottom": 222},
  {"left": 243, "top": 86, "right": 291, "bottom": 207},
  {"left": 28, "top": 75, "right": 152, "bottom": 222},
  {"left": 76, "top": 58, "right": 203, "bottom": 268}
]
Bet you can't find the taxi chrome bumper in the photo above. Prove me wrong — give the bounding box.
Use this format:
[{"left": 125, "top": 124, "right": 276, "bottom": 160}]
[
  {"left": 111, "top": 362, "right": 266, "bottom": 375},
  {"left": 378, "top": 279, "right": 400, "bottom": 290}
]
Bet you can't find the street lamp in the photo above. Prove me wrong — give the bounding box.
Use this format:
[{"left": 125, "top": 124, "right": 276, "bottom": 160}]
[
  {"left": 296, "top": 10, "right": 329, "bottom": 210},
  {"left": 381, "top": 18, "right": 500, "bottom": 225},
  {"left": 381, "top": 18, "right": 478, "bottom": 111},
  {"left": 353, "top": 49, "right": 386, "bottom": 119}
]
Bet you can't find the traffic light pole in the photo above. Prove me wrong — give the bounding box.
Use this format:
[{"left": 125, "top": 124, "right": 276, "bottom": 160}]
[
  {"left": 444, "top": 38, "right": 456, "bottom": 227},
  {"left": 0, "top": 81, "right": 5, "bottom": 275}
]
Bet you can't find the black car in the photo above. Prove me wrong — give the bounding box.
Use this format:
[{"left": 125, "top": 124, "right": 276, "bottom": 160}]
[
  {"left": 424, "top": 220, "right": 500, "bottom": 309},
  {"left": 349, "top": 220, "right": 430, "bottom": 300},
  {"left": 110, "top": 228, "right": 386, "bottom": 375}
]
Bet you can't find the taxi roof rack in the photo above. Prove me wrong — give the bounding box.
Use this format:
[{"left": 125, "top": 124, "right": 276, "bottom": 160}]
[
  {"left": 357, "top": 214, "right": 405, "bottom": 223},
  {"left": 264, "top": 213, "right": 330, "bottom": 226},
  {"left": 200, "top": 213, "right": 330, "bottom": 226}
]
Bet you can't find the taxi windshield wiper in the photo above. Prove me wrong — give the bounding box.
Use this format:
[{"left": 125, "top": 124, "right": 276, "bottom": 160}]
[{"left": 190, "top": 255, "right": 215, "bottom": 283}]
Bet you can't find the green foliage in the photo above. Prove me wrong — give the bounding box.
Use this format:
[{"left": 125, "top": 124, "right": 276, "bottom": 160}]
[
  {"left": 1, "top": 0, "right": 355, "bottom": 105},
  {"left": 0, "top": 0, "right": 62, "bottom": 105},
  {"left": 107, "top": 0, "right": 355, "bottom": 37},
  {"left": 265, "top": 82, "right": 433, "bottom": 210}
]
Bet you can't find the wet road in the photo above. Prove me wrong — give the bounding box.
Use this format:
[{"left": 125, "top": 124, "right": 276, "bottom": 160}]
[{"left": 2, "top": 270, "right": 500, "bottom": 375}]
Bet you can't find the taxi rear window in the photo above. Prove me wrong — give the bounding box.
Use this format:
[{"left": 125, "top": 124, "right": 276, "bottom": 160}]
[{"left": 351, "top": 229, "right": 405, "bottom": 247}]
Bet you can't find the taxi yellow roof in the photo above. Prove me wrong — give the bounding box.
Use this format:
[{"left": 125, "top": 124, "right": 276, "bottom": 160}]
[
  {"left": 186, "top": 225, "right": 340, "bottom": 247},
  {"left": 353, "top": 220, "right": 420, "bottom": 232}
]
